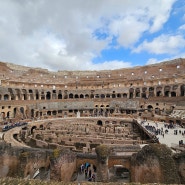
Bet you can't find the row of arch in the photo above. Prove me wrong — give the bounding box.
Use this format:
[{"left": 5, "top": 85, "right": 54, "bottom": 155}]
[{"left": 0, "top": 84, "right": 185, "bottom": 101}]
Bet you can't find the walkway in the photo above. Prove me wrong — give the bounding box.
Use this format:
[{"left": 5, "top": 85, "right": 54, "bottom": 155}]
[
  {"left": 2, "top": 126, "right": 30, "bottom": 148},
  {"left": 138, "top": 119, "right": 185, "bottom": 149}
]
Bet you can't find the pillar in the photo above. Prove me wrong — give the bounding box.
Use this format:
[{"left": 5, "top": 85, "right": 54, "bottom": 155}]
[{"left": 95, "top": 145, "right": 110, "bottom": 182}]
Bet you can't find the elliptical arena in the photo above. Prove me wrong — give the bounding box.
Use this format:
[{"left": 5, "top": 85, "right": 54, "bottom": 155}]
[{"left": 0, "top": 58, "right": 185, "bottom": 183}]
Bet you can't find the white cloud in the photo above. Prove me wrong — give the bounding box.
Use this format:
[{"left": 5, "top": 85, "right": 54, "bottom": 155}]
[
  {"left": 148, "top": 0, "right": 177, "bottom": 33},
  {"left": 134, "top": 34, "right": 185, "bottom": 54},
  {"left": 146, "top": 54, "right": 185, "bottom": 65},
  {"left": 109, "top": 16, "right": 149, "bottom": 47},
  {"left": 179, "top": 24, "right": 185, "bottom": 30},
  {"left": 0, "top": 0, "right": 177, "bottom": 71}
]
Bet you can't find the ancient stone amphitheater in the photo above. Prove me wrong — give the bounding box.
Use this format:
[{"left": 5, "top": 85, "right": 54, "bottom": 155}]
[
  {"left": 0, "top": 58, "right": 185, "bottom": 184},
  {"left": 0, "top": 58, "right": 185, "bottom": 124}
]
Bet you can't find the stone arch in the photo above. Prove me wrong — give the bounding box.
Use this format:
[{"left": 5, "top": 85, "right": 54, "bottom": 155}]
[
  {"left": 105, "top": 121, "right": 109, "bottom": 124},
  {"left": 20, "top": 107, "right": 24, "bottom": 115},
  {"left": 52, "top": 110, "right": 57, "bottom": 116},
  {"left": 80, "top": 94, "right": 84, "bottom": 98},
  {"left": 123, "top": 93, "right": 127, "bottom": 98},
  {"left": 69, "top": 93, "right": 73, "bottom": 99},
  {"left": 171, "top": 91, "right": 176, "bottom": 97},
  {"left": 29, "top": 89, "right": 34, "bottom": 100},
  {"left": 35, "top": 111, "right": 39, "bottom": 118},
  {"left": 90, "top": 94, "right": 94, "bottom": 98},
  {"left": 95, "top": 94, "right": 99, "bottom": 98},
  {"left": 22, "top": 89, "right": 27, "bottom": 100},
  {"left": 164, "top": 86, "right": 171, "bottom": 97},
  {"left": 142, "top": 87, "right": 147, "bottom": 98},
  {"left": 58, "top": 110, "right": 62, "bottom": 115},
  {"left": 76, "top": 160, "right": 97, "bottom": 178},
  {"left": 64, "top": 90, "right": 68, "bottom": 99},
  {"left": 176, "top": 120, "right": 181, "bottom": 126},
  {"left": 35, "top": 90, "right": 39, "bottom": 100},
  {"left": 7, "top": 111, "right": 10, "bottom": 118},
  {"left": 129, "top": 88, "right": 134, "bottom": 99},
  {"left": 112, "top": 93, "right": 116, "bottom": 98},
  {"left": 155, "top": 108, "right": 160, "bottom": 115},
  {"left": 180, "top": 85, "right": 185, "bottom": 96},
  {"left": 31, "top": 126, "right": 37, "bottom": 134},
  {"left": 74, "top": 94, "right": 79, "bottom": 98},
  {"left": 172, "top": 85, "right": 178, "bottom": 90},
  {"left": 85, "top": 94, "right": 89, "bottom": 98},
  {"left": 41, "top": 91, "right": 45, "bottom": 100},
  {"left": 4, "top": 94, "right": 9, "bottom": 100},
  {"left": 106, "top": 94, "right": 110, "bottom": 98},
  {"left": 58, "top": 93, "right": 62, "bottom": 99},
  {"left": 31, "top": 109, "right": 34, "bottom": 118},
  {"left": 117, "top": 93, "right": 121, "bottom": 98},
  {"left": 109, "top": 165, "right": 130, "bottom": 182},
  {"left": 46, "top": 91, "right": 51, "bottom": 100},
  {"left": 149, "top": 87, "right": 154, "bottom": 97},
  {"left": 97, "top": 120, "right": 103, "bottom": 126},
  {"left": 8, "top": 88, "right": 15, "bottom": 100},
  {"left": 39, "top": 124, "right": 44, "bottom": 130},
  {"left": 112, "top": 121, "right": 117, "bottom": 124},
  {"left": 147, "top": 105, "right": 153, "bottom": 112},
  {"left": 52, "top": 90, "right": 57, "bottom": 99},
  {"left": 15, "top": 89, "right": 21, "bottom": 100},
  {"left": 156, "top": 86, "right": 162, "bottom": 97},
  {"left": 13, "top": 107, "right": 17, "bottom": 117},
  {"left": 135, "top": 88, "right": 140, "bottom": 98},
  {"left": 100, "top": 94, "right": 105, "bottom": 98}
]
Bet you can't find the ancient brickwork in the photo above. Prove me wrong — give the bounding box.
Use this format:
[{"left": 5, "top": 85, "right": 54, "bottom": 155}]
[
  {"left": 0, "top": 59, "right": 185, "bottom": 183},
  {"left": 0, "top": 58, "right": 185, "bottom": 126}
]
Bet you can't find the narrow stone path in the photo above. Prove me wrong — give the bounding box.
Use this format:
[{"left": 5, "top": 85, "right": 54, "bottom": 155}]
[{"left": 3, "top": 127, "right": 30, "bottom": 148}]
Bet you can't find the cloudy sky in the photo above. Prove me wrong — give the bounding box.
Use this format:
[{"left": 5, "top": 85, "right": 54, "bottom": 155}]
[{"left": 0, "top": 0, "right": 185, "bottom": 71}]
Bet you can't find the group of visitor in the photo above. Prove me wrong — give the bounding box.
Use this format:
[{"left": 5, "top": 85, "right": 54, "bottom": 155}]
[
  {"left": 80, "top": 162, "right": 96, "bottom": 182},
  {"left": 140, "top": 119, "right": 185, "bottom": 147},
  {"left": 1, "top": 121, "right": 28, "bottom": 132}
]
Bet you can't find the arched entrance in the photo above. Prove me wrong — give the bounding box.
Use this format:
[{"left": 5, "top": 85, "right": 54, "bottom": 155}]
[
  {"left": 75, "top": 161, "right": 97, "bottom": 182},
  {"left": 109, "top": 165, "right": 130, "bottom": 182},
  {"left": 31, "top": 126, "right": 37, "bottom": 134},
  {"left": 97, "top": 120, "right": 103, "bottom": 126}
]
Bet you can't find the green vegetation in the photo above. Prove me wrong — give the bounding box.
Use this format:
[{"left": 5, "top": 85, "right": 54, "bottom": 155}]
[
  {"left": 95, "top": 145, "right": 110, "bottom": 158},
  {"left": 53, "top": 148, "right": 60, "bottom": 158}
]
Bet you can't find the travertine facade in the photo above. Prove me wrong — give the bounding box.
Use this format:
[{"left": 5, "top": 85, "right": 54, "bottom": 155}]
[{"left": 0, "top": 58, "right": 185, "bottom": 126}]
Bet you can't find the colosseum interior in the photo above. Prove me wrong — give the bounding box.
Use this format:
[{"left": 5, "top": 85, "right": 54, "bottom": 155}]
[
  {"left": 0, "top": 58, "right": 185, "bottom": 183},
  {"left": 1, "top": 58, "right": 185, "bottom": 124}
]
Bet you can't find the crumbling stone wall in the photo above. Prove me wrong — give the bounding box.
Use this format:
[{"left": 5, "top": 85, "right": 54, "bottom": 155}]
[
  {"left": 0, "top": 141, "right": 76, "bottom": 182},
  {"left": 173, "top": 151, "right": 185, "bottom": 184},
  {"left": 130, "top": 144, "right": 180, "bottom": 184}
]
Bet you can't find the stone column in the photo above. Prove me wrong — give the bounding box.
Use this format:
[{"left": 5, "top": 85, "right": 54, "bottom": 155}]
[{"left": 95, "top": 145, "right": 110, "bottom": 182}]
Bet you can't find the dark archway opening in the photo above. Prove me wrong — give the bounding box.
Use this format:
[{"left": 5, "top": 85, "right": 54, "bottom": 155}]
[{"left": 97, "top": 120, "right": 103, "bottom": 126}]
